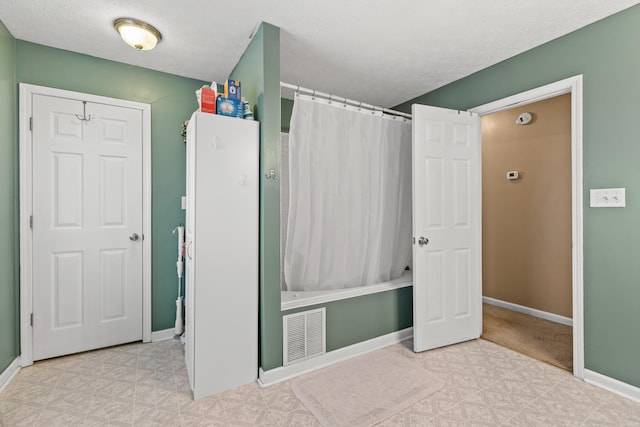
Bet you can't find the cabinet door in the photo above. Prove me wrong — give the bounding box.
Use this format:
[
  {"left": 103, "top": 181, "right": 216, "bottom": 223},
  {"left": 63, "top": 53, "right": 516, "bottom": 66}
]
[
  {"left": 191, "top": 113, "right": 259, "bottom": 399},
  {"left": 184, "top": 117, "right": 197, "bottom": 391}
]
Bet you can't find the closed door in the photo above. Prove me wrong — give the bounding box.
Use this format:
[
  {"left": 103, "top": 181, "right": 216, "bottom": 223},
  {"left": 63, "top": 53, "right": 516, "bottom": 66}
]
[
  {"left": 412, "top": 104, "right": 482, "bottom": 352},
  {"left": 31, "top": 94, "right": 143, "bottom": 361}
]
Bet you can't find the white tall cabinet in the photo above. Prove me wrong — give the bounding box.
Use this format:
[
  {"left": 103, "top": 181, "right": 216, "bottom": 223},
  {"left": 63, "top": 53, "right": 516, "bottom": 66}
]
[{"left": 184, "top": 112, "right": 259, "bottom": 400}]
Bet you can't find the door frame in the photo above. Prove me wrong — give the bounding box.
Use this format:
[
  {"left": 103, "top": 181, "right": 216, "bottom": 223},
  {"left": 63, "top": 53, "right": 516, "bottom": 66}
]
[
  {"left": 18, "top": 84, "right": 152, "bottom": 366},
  {"left": 469, "top": 75, "right": 584, "bottom": 379}
]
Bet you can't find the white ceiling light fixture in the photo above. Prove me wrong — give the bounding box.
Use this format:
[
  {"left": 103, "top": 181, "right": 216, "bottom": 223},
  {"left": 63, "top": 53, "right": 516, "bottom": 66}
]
[{"left": 114, "top": 18, "right": 162, "bottom": 51}]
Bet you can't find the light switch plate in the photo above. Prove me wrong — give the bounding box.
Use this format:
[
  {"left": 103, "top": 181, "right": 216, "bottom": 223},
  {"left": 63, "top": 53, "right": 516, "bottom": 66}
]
[
  {"left": 181, "top": 196, "right": 187, "bottom": 210},
  {"left": 590, "top": 188, "right": 625, "bottom": 208}
]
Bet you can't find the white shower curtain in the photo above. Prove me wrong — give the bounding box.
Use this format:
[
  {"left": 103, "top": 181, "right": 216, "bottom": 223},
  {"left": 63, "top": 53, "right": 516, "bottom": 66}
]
[{"left": 284, "top": 93, "right": 412, "bottom": 292}]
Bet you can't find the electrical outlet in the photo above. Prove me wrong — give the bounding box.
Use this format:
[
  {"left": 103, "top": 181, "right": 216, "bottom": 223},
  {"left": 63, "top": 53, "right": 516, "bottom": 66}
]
[{"left": 590, "top": 188, "right": 625, "bottom": 208}]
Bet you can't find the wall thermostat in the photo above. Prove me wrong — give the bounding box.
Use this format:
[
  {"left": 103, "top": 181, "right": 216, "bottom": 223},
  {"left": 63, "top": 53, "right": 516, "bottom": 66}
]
[{"left": 506, "top": 171, "right": 519, "bottom": 180}]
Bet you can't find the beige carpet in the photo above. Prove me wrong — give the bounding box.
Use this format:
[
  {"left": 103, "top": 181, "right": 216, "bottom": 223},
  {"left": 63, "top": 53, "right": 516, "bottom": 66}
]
[
  {"left": 291, "top": 349, "right": 444, "bottom": 427},
  {"left": 482, "top": 303, "right": 573, "bottom": 371}
]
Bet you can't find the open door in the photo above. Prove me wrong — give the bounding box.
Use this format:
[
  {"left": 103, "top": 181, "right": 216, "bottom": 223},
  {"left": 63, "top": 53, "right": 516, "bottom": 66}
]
[{"left": 412, "top": 104, "right": 482, "bottom": 352}]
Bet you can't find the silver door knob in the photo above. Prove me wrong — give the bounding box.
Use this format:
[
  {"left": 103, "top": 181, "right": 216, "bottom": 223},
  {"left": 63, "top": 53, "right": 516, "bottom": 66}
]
[
  {"left": 418, "top": 237, "right": 429, "bottom": 246},
  {"left": 129, "top": 233, "right": 140, "bottom": 241}
]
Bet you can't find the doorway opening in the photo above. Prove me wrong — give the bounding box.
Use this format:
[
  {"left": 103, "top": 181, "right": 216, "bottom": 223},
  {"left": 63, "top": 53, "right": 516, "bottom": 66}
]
[
  {"left": 480, "top": 93, "right": 572, "bottom": 371},
  {"left": 470, "top": 76, "right": 584, "bottom": 377}
]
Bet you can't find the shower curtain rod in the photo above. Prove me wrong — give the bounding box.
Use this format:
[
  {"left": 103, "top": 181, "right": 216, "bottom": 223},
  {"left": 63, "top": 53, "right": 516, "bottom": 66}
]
[{"left": 280, "top": 82, "right": 412, "bottom": 119}]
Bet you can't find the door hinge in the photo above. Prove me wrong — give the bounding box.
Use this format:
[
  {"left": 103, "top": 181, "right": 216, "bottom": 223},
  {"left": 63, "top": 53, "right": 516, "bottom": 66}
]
[
  {"left": 30, "top": 215, "right": 33, "bottom": 229},
  {"left": 30, "top": 313, "right": 33, "bottom": 326},
  {"left": 29, "top": 117, "right": 33, "bottom": 131},
  {"left": 412, "top": 237, "right": 415, "bottom": 245}
]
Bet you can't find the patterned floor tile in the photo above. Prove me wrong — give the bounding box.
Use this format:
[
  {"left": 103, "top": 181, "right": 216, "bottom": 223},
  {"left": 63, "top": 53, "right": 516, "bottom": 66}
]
[
  {"left": 1, "top": 338, "right": 640, "bottom": 426},
  {"left": 284, "top": 411, "right": 321, "bottom": 427},
  {"left": 0, "top": 401, "right": 44, "bottom": 426},
  {"left": 34, "top": 408, "right": 85, "bottom": 427}
]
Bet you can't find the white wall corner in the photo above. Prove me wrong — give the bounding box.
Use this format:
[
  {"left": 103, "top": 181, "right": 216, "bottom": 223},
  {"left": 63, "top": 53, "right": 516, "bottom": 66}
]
[
  {"left": 584, "top": 369, "right": 640, "bottom": 403},
  {"left": 0, "top": 358, "right": 21, "bottom": 394}
]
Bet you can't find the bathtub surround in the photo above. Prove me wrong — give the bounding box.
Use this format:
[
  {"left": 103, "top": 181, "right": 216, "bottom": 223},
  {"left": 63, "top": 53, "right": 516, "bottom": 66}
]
[
  {"left": 281, "top": 270, "right": 413, "bottom": 310},
  {"left": 284, "top": 93, "right": 412, "bottom": 291},
  {"left": 275, "top": 93, "right": 414, "bottom": 380}
]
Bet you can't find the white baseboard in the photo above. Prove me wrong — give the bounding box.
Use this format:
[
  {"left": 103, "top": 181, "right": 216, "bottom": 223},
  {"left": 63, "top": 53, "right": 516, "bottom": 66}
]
[
  {"left": 584, "top": 369, "right": 640, "bottom": 403},
  {"left": 483, "top": 296, "right": 573, "bottom": 327},
  {"left": 151, "top": 328, "right": 176, "bottom": 342},
  {"left": 258, "top": 327, "right": 413, "bottom": 387},
  {"left": 0, "top": 358, "right": 21, "bottom": 394}
]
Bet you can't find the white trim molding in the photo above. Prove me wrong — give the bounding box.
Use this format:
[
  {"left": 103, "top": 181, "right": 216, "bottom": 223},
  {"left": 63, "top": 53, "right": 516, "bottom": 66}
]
[
  {"left": 483, "top": 296, "right": 573, "bottom": 327},
  {"left": 19, "top": 84, "right": 152, "bottom": 366},
  {"left": 151, "top": 328, "right": 177, "bottom": 342},
  {"left": 470, "top": 75, "right": 584, "bottom": 379},
  {"left": 0, "top": 358, "right": 21, "bottom": 394},
  {"left": 584, "top": 369, "right": 640, "bottom": 403},
  {"left": 258, "top": 327, "right": 413, "bottom": 387},
  {"left": 281, "top": 271, "right": 412, "bottom": 311}
]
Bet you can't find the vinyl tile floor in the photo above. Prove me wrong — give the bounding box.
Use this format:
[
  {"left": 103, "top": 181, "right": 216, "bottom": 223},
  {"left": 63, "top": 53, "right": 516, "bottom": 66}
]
[{"left": 1, "top": 338, "right": 639, "bottom": 426}]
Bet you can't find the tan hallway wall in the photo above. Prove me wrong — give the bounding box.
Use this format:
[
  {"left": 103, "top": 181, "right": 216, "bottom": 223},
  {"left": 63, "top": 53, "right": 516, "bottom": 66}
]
[{"left": 482, "top": 93, "right": 572, "bottom": 318}]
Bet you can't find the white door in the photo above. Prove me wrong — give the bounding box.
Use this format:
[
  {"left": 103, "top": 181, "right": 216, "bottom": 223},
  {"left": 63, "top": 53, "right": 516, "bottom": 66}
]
[
  {"left": 31, "top": 94, "right": 143, "bottom": 360},
  {"left": 412, "top": 104, "right": 482, "bottom": 352}
]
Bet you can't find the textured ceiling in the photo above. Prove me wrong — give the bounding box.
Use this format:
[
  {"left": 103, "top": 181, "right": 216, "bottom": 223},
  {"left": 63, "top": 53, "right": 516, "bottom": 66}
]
[{"left": 1, "top": 0, "right": 639, "bottom": 108}]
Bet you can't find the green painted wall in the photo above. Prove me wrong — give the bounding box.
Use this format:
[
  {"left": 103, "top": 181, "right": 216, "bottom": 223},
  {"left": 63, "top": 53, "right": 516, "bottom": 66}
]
[
  {"left": 397, "top": 6, "right": 640, "bottom": 388},
  {"left": 0, "top": 20, "right": 18, "bottom": 373},
  {"left": 15, "top": 41, "right": 208, "bottom": 332},
  {"left": 283, "top": 287, "right": 413, "bottom": 351},
  {"left": 281, "top": 98, "right": 293, "bottom": 132},
  {"left": 229, "top": 23, "right": 283, "bottom": 370}
]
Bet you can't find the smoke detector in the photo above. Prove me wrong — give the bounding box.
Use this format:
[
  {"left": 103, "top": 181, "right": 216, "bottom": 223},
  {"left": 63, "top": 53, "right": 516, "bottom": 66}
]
[{"left": 515, "top": 112, "right": 533, "bottom": 125}]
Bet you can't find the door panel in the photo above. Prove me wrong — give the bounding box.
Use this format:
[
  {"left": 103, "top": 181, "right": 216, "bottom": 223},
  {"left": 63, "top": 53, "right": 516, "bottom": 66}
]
[
  {"left": 52, "top": 251, "right": 83, "bottom": 327},
  {"left": 453, "top": 249, "right": 471, "bottom": 317},
  {"left": 32, "top": 94, "right": 143, "bottom": 360},
  {"left": 53, "top": 152, "right": 83, "bottom": 227},
  {"left": 412, "top": 104, "right": 482, "bottom": 352},
  {"left": 100, "top": 249, "right": 127, "bottom": 320},
  {"left": 100, "top": 156, "right": 127, "bottom": 226}
]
